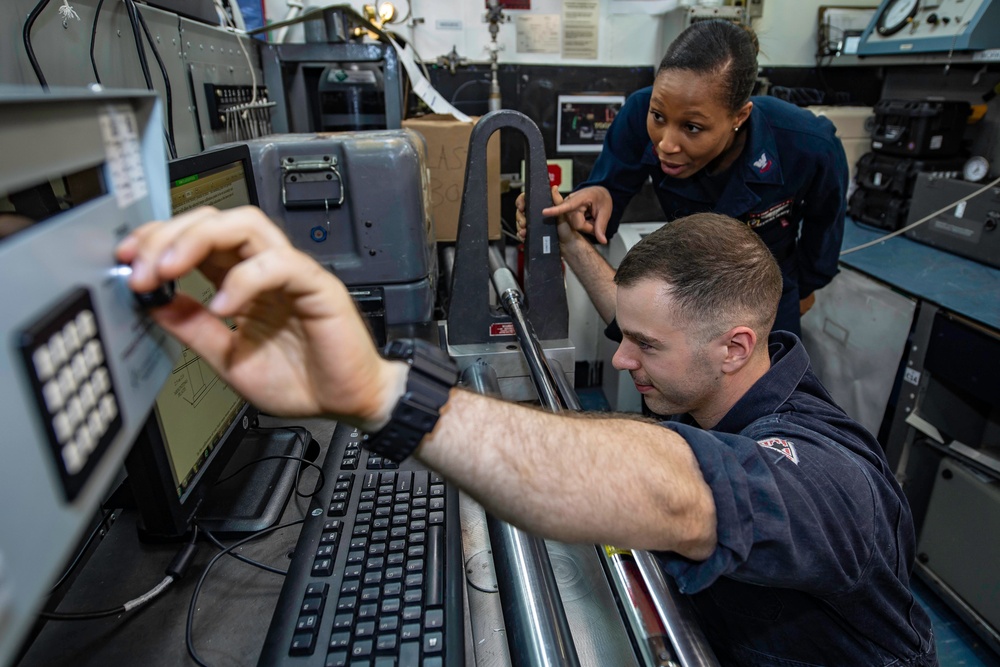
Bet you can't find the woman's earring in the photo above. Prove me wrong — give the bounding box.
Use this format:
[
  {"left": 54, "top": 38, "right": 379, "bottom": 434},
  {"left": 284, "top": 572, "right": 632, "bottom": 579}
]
[{"left": 733, "top": 126, "right": 740, "bottom": 132}]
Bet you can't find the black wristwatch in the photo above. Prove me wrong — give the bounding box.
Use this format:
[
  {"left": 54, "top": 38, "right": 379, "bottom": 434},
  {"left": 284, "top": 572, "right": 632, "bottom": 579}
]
[{"left": 362, "top": 338, "right": 459, "bottom": 462}]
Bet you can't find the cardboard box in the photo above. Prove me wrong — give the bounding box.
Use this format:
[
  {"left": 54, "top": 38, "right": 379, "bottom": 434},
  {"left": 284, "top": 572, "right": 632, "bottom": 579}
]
[{"left": 402, "top": 114, "right": 501, "bottom": 242}]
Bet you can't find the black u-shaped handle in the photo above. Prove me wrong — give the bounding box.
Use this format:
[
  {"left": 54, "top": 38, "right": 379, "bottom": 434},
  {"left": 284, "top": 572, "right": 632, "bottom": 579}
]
[{"left": 447, "top": 110, "right": 568, "bottom": 346}]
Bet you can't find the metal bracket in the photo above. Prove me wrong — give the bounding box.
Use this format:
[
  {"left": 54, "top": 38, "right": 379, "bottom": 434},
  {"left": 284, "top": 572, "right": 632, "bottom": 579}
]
[{"left": 446, "top": 109, "right": 568, "bottom": 345}]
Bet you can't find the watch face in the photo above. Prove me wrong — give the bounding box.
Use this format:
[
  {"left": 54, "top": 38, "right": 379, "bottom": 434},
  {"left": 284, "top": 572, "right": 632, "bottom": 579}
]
[
  {"left": 964, "top": 156, "right": 990, "bottom": 183},
  {"left": 877, "top": 0, "right": 919, "bottom": 36}
]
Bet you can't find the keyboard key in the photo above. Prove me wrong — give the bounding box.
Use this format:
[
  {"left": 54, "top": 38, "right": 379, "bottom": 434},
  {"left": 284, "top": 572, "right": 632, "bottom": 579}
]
[
  {"left": 426, "top": 525, "right": 445, "bottom": 606},
  {"left": 296, "top": 614, "right": 319, "bottom": 632},
  {"left": 325, "top": 650, "right": 348, "bottom": 667},
  {"left": 376, "top": 633, "right": 397, "bottom": 652},
  {"left": 289, "top": 631, "right": 316, "bottom": 655},
  {"left": 425, "top": 609, "right": 443, "bottom": 629},
  {"left": 399, "top": 641, "right": 420, "bottom": 667},
  {"left": 424, "top": 631, "right": 444, "bottom": 654},
  {"left": 351, "top": 639, "right": 373, "bottom": 658},
  {"left": 355, "top": 620, "right": 376, "bottom": 637},
  {"left": 329, "top": 632, "right": 350, "bottom": 649}
]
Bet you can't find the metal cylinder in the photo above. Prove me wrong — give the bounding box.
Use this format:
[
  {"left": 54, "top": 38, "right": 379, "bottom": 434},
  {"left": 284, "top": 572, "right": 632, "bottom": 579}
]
[
  {"left": 488, "top": 247, "right": 563, "bottom": 411},
  {"left": 633, "top": 550, "right": 721, "bottom": 667},
  {"left": 460, "top": 361, "right": 582, "bottom": 667}
]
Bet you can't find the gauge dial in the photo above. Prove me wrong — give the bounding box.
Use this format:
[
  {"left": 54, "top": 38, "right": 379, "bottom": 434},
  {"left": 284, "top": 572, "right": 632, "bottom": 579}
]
[
  {"left": 963, "top": 156, "right": 990, "bottom": 183},
  {"left": 876, "top": 0, "right": 920, "bottom": 36}
]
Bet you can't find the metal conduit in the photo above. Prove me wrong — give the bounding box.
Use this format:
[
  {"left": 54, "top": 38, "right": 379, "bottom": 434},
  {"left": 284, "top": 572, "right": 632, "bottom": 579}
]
[
  {"left": 487, "top": 247, "right": 563, "bottom": 411},
  {"left": 460, "top": 361, "right": 581, "bottom": 667},
  {"left": 484, "top": 251, "right": 720, "bottom": 667}
]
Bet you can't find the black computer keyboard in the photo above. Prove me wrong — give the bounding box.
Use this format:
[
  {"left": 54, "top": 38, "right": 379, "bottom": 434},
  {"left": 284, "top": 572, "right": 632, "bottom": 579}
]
[{"left": 257, "top": 422, "right": 465, "bottom": 667}]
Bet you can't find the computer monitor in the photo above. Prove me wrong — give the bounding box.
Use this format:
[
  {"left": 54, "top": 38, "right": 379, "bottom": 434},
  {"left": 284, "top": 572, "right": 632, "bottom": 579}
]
[{"left": 122, "top": 144, "right": 302, "bottom": 541}]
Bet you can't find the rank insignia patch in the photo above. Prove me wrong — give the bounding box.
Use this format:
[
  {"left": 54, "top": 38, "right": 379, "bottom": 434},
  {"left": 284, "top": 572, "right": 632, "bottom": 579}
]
[{"left": 757, "top": 437, "right": 799, "bottom": 464}]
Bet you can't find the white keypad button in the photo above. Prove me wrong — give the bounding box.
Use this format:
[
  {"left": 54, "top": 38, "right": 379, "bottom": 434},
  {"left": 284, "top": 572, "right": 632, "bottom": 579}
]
[
  {"left": 63, "top": 321, "right": 81, "bottom": 353},
  {"left": 78, "top": 381, "right": 97, "bottom": 411},
  {"left": 42, "top": 379, "right": 65, "bottom": 412},
  {"left": 49, "top": 333, "right": 68, "bottom": 366},
  {"left": 53, "top": 411, "right": 72, "bottom": 444},
  {"left": 70, "top": 353, "right": 88, "bottom": 383},
  {"left": 76, "top": 310, "right": 97, "bottom": 338},
  {"left": 83, "top": 339, "right": 104, "bottom": 371},
  {"left": 99, "top": 394, "right": 118, "bottom": 422},
  {"left": 32, "top": 346, "right": 56, "bottom": 382},
  {"left": 91, "top": 406, "right": 107, "bottom": 434},
  {"left": 92, "top": 367, "right": 110, "bottom": 395},
  {"left": 76, "top": 425, "right": 95, "bottom": 456},
  {"left": 58, "top": 367, "right": 76, "bottom": 399},
  {"left": 62, "top": 442, "right": 85, "bottom": 474},
  {"left": 66, "top": 397, "right": 84, "bottom": 428}
]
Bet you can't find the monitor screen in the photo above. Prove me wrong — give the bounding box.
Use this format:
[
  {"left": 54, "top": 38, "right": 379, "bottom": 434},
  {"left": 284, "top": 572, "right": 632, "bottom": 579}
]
[{"left": 124, "top": 145, "right": 266, "bottom": 540}]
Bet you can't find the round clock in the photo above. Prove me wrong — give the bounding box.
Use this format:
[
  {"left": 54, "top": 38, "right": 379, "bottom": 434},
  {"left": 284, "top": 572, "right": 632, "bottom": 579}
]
[
  {"left": 963, "top": 156, "right": 990, "bottom": 183},
  {"left": 876, "top": 0, "right": 919, "bottom": 36}
]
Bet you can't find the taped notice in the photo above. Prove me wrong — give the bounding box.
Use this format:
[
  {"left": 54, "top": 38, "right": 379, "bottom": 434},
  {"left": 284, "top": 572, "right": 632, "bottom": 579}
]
[
  {"left": 387, "top": 36, "right": 470, "bottom": 122},
  {"left": 562, "top": 0, "right": 599, "bottom": 59},
  {"left": 99, "top": 104, "right": 148, "bottom": 209}
]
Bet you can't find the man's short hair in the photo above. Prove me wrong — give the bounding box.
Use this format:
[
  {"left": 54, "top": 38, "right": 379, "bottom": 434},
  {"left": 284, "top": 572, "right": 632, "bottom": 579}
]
[{"left": 614, "top": 213, "right": 783, "bottom": 340}]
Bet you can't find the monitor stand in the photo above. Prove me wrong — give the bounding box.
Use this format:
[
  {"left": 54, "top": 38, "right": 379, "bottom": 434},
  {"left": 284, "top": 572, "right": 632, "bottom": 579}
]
[{"left": 195, "top": 426, "right": 310, "bottom": 537}]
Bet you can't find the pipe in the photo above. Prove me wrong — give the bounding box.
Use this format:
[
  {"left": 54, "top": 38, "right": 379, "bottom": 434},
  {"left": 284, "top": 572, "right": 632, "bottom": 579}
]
[
  {"left": 632, "top": 550, "right": 721, "bottom": 667},
  {"left": 459, "top": 362, "right": 582, "bottom": 667},
  {"left": 488, "top": 247, "right": 562, "bottom": 411}
]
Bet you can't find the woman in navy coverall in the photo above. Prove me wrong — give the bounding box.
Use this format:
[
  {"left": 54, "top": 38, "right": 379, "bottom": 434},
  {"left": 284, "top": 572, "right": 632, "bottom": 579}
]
[{"left": 520, "top": 20, "right": 849, "bottom": 337}]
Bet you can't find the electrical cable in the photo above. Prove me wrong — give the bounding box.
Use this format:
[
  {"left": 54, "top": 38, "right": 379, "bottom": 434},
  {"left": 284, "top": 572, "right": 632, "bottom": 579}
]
[
  {"left": 23, "top": 0, "right": 54, "bottom": 90},
  {"left": 124, "top": 0, "right": 177, "bottom": 158},
  {"left": 840, "top": 173, "right": 1000, "bottom": 255},
  {"left": 89, "top": 0, "right": 106, "bottom": 84},
  {"left": 449, "top": 77, "right": 491, "bottom": 105},
  {"left": 135, "top": 5, "right": 178, "bottom": 159},
  {"left": 124, "top": 0, "right": 154, "bottom": 90},
  {"left": 212, "top": 453, "right": 325, "bottom": 499},
  {"left": 186, "top": 518, "right": 304, "bottom": 667},
  {"left": 200, "top": 526, "right": 287, "bottom": 576},
  {"left": 39, "top": 526, "right": 200, "bottom": 621},
  {"left": 47, "top": 509, "right": 116, "bottom": 595}
]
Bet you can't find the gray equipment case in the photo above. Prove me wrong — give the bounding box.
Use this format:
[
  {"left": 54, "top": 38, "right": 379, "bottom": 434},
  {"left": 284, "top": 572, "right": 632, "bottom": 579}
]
[
  {"left": 904, "top": 173, "right": 1000, "bottom": 269},
  {"left": 243, "top": 130, "right": 436, "bottom": 327}
]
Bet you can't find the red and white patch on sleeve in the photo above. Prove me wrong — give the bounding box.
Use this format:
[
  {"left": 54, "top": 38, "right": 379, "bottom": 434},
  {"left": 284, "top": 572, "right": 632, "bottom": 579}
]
[{"left": 757, "top": 437, "right": 800, "bottom": 465}]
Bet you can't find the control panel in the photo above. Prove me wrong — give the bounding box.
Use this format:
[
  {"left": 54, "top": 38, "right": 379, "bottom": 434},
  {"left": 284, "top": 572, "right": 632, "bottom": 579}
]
[
  {"left": 0, "top": 88, "right": 178, "bottom": 666},
  {"left": 857, "top": 0, "right": 1000, "bottom": 56}
]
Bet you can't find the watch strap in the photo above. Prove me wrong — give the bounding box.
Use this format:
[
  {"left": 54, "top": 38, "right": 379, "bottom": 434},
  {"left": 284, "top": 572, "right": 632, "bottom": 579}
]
[{"left": 362, "top": 339, "right": 458, "bottom": 462}]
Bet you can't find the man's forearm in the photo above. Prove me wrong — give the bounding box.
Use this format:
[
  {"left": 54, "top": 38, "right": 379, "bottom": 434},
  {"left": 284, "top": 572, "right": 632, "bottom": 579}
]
[
  {"left": 415, "top": 390, "right": 717, "bottom": 559},
  {"left": 560, "top": 234, "right": 618, "bottom": 324}
]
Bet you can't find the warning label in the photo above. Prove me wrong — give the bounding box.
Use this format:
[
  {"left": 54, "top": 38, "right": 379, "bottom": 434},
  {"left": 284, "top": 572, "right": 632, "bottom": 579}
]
[{"left": 489, "top": 322, "right": 516, "bottom": 337}]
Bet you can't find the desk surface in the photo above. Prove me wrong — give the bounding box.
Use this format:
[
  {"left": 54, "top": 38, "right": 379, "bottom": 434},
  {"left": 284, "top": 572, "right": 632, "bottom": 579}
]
[
  {"left": 839, "top": 219, "right": 1000, "bottom": 331},
  {"left": 16, "top": 417, "right": 337, "bottom": 667}
]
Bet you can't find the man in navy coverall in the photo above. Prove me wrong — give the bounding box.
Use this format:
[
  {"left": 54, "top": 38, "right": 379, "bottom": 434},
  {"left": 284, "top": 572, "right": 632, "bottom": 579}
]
[{"left": 120, "top": 207, "right": 936, "bottom": 666}]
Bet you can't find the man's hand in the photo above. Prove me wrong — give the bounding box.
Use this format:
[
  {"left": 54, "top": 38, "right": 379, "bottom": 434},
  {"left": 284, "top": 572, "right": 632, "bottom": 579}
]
[
  {"left": 115, "top": 205, "right": 407, "bottom": 431},
  {"left": 515, "top": 185, "right": 614, "bottom": 245},
  {"left": 800, "top": 292, "right": 816, "bottom": 316}
]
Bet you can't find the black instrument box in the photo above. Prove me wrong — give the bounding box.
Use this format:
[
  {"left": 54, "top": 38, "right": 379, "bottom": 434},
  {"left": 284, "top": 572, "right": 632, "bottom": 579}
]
[
  {"left": 871, "top": 99, "right": 970, "bottom": 158},
  {"left": 848, "top": 187, "right": 910, "bottom": 231},
  {"left": 855, "top": 152, "right": 966, "bottom": 197}
]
